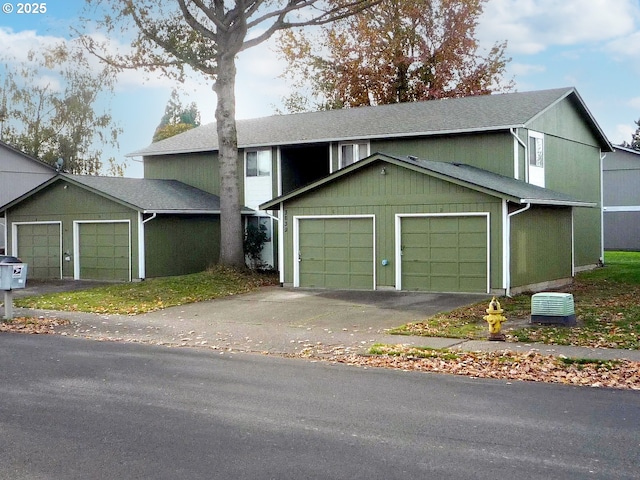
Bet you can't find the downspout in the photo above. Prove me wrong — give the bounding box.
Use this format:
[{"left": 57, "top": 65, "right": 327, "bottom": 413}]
[
  {"left": 510, "top": 128, "right": 527, "bottom": 182},
  {"left": 505, "top": 202, "right": 531, "bottom": 297},
  {"left": 139, "top": 212, "right": 157, "bottom": 280}
]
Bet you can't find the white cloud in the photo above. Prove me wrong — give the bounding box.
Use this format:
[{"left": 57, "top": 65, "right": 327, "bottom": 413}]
[
  {"left": 0, "top": 27, "right": 64, "bottom": 62},
  {"left": 478, "top": 0, "right": 639, "bottom": 54},
  {"left": 630, "top": 97, "right": 640, "bottom": 109},
  {"left": 509, "top": 63, "right": 546, "bottom": 77},
  {"left": 612, "top": 123, "right": 635, "bottom": 145}
]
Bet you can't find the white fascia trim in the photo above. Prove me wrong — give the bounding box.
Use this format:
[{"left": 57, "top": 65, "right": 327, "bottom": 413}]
[
  {"left": 603, "top": 205, "right": 640, "bottom": 212},
  {"left": 520, "top": 199, "right": 597, "bottom": 207}
]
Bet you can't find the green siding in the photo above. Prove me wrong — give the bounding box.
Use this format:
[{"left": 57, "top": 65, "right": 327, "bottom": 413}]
[
  {"left": 281, "top": 161, "right": 503, "bottom": 290},
  {"left": 144, "top": 152, "right": 220, "bottom": 194},
  {"left": 144, "top": 215, "right": 220, "bottom": 277},
  {"left": 527, "top": 98, "right": 602, "bottom": 148},
  {"left": 525, "top": 100, "right": 603, "bottom": 267},
  {"left": 371, "top": 132, "right": 515, "bottom": 177},
  {"left": 7, "top": 181, "right": 140, "bottom": 279},
  {"left": 510, "top": 207, "right": 573, "bottom": 287}
]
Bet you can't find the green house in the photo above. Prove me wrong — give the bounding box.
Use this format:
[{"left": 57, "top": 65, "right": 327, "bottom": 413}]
[
  {"left": 3, "top": 87, "right": 612, "bottom": 290},
  {"left": 1, "top": 174, "right": 252, "bottom": 281},
  {"left": 128, "top": 87, "right": 611, "bottom": 293},
  {"left": 261, "top": 153, "right": 595, "bottom": 294}
]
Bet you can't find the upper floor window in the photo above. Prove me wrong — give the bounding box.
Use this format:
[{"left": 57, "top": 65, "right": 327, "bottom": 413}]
[
  {"left": 528, "top": 132, "right": 544, "bottom": 168},
  {"left": 246, "top": 150, "right": 271, "bottom": 177},
  {"left": 528, "top": 131, "right": 545, "bottom": 187},
  {"left": 339, "top": 142, "right": 369, "bottom": 168}
]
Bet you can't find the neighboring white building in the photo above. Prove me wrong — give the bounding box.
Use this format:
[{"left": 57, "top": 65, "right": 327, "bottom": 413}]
[
  {"left": 603, "top": 145, "right": 640, "bottom": 251},
  {"left": 0, "top": 141, "right": 56, "bottom": 254}
]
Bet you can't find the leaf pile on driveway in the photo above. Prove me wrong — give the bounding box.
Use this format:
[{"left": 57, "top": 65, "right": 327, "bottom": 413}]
[
  {"left": 314, "top": 346, "right": 640, "bottom": 391},
  {"left": 0, "top": 316, "right": 70, "bottom": 334}
]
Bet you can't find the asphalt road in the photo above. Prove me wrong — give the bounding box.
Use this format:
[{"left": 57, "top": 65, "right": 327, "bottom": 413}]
[{"left": 1, "top": 334, "right": 638, "bottom": 480}]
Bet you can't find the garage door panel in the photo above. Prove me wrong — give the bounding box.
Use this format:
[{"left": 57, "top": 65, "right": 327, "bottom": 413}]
[
  {"left": 298, "top": 217, "right": 374, "bottom": 289},
  {"left": 78, "top": 222, "right": 130, "bottom": 281},
  {"left": 460, "top": 247, "right": 486, "bottom": 261},
  {"left": 16, "top": 223, "right": 61, "bottom": 279},
  {"left": 401, "top": 216, "right": 487, "bottom": 293}
]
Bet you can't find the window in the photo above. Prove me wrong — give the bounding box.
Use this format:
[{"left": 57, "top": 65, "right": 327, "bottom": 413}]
[
  {"left": 246, "top": 150, "right": 271, "bottom": 177},
  {"left": 246, "top": 216, "right": 271, "bottom": 242},
  {"left": 528, "top": 132, "right": 544, "bottom": 168},
  {"left": 339, "top": 142, "right": 369, "bottom": 168}
]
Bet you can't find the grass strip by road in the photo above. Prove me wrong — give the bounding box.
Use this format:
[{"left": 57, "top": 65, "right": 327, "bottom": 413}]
[
  {"left": 12, "top": 266, "right": 278, "bottom": 315},
  {"left": 391, "top": 251, "right": 640, "bottom": 350}
]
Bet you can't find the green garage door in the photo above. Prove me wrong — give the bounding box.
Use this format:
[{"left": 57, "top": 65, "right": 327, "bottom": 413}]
[
  {"left": 401, "top": 216, "right": 487, "bottom": 293},
  {"left": 78, "top": 222, "right": 130, "bottom": 281},
  {"left": 298, "top": 217, "right": 374, "bottom": 289},
  {"left": 16, "top": 223, "right": 61, "bottom": 279}
]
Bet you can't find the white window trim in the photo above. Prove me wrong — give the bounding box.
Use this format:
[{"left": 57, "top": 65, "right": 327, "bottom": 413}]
[
  {"left": 245, "top": 149, "right": 272, "bottom": 178},
  {"left": 338, "top": 141, "right": 370, "bottom": 169}
]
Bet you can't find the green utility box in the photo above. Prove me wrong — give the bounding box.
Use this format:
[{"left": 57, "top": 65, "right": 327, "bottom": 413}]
[
  {"left": 0, "top": 263, "right": 28, "bottom": 290},
  {"left": 530, "top": 292, "right": 575, "bottom": 326}
]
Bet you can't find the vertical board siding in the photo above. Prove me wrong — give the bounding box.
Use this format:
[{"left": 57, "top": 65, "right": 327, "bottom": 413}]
[
  {"left": 371, "top": 132, "right": 515, "bottom": 177},
  {"left": 510, "top": 207, "right": 572, "bottom": 287},
  {"left": 144, "top": 215, "right": 221, "bottom": 277},
  {"left": 282, "top": 162, "right": 503, "bottom": 290},
  {"left": 144, "top": 152, "right": 221, "bottom": 195},
  {"left": 527, "top": 101, "right": 603, "bottom": 267},
  {"left": 7, "top": 182, "right": 140, "bottom": 279}
]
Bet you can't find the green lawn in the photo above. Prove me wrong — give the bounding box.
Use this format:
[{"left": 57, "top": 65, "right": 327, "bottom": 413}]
[
  {"left": 11, "top": 266, "right": 278, "bottom": 315},
  {"left": 393, "top": 251, "right": 640, "bottom": 349}
]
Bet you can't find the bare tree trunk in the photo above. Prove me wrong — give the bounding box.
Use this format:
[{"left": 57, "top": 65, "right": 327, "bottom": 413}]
[{"left": 215, "top": 51, "right": 245, "bottom": 268}]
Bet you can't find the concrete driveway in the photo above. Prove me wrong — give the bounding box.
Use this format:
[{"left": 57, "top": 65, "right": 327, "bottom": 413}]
[{"left": 12, "top": 284, "right": 489, "bottom": 355}]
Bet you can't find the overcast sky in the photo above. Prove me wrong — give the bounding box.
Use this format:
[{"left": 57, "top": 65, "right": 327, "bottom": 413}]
[{"left": 1, "top": 0, "right": 639, "bottom": 177}]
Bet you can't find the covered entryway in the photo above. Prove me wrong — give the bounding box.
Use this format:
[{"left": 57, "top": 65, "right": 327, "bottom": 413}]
[
  {"left": 396, "top": 214, "right": 489, "bottom": 293},
  {"left": 74, "top": 221, "right": 131, "bottom": 281},
  {"left": 295, "top": 216, "right": 375, "bottom": 289},
  {"left": 14, "top": 222, "right": 62, "bottom": 279}
]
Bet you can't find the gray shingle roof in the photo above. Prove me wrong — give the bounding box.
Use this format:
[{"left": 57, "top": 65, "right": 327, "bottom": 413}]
[
  {"left": 63, "top": 174, "right": 253, "bottom": 213},
  {"left": 128, "top": 87, "right": 611, "bottom": 157},
  {"left": 260, "top": 153, "right": 595, "bottom": 210},
  {"left": 399, "top": 156, "right": 593, "bottom": 206}
]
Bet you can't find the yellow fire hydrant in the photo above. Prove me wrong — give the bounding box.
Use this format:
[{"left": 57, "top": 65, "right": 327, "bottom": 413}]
[{"left": 483, "top": 296, "right": 507, "bottom": 341}]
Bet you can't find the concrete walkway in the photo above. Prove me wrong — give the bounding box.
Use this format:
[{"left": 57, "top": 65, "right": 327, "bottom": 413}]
[{"left": 7, "top": 286, "right": 640, "bottom": 362}]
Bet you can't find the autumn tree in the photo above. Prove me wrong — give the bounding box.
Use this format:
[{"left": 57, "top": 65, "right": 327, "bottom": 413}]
[
  {"left": 0, "top": 44, "right": 123, "bottom": 175},
  {"left": 277, "top": 0, "right": 512, "bottom": 112},
  {"left": 81, "top": 0, "right": 379, "bottom": 268},
  {"left": 622, "top": 118, "right": 640, "bottom": 150},
  {"left": 153, "top": 89, "right": 201, "bottom": 142}
]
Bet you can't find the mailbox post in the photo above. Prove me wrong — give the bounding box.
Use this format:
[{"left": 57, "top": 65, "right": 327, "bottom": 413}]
[{"left": 1, "top": 263, "right": 28, "bottom": 320}]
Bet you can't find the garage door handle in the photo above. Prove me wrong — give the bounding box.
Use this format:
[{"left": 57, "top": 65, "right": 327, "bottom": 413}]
[{"left": 298, "top": 251, "right": 301, "bottom": 262}]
